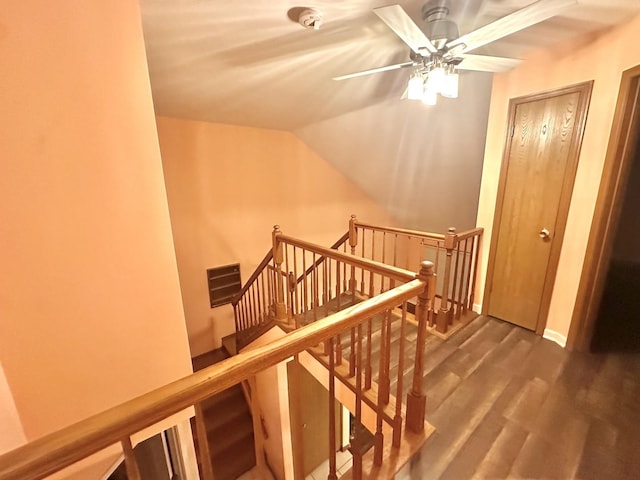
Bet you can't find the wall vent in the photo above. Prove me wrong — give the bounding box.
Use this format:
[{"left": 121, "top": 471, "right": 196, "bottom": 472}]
[{"left": 206, "top": 264, "right": 241, "bottom": 308}]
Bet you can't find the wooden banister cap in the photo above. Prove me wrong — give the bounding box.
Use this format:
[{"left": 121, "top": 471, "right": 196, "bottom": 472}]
[{"left": 420, "top": 260, "right": 434, "bottom": 273}]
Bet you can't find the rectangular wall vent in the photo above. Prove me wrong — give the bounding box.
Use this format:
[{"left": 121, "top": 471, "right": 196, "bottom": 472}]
[{"left": 206, "top": 264, "right": 241, "bottom": 308}]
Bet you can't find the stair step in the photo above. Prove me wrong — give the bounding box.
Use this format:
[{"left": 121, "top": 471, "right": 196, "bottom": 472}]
[
  {"left": 199, "top": 384, "right": 244, "bottom": 415},
  {"left": 212, "top": 441, "right": 257, "bottom": 480},
  {"left": 207, "top": 409, "right": 253, "bottom": 455},
  {"left": 192, "top": 348, "right": 230, "bottom": 371}
]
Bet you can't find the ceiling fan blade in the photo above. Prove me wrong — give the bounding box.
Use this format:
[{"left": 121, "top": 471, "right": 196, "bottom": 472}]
[
  {"left": 374, "top": 5, "right": 437, "bottom": 56},
  {"left": 456, "top": 54, "right": 522, "bottom": 72},
  {"left": 333, "top": 61, "right": 413, "bottom": 81},
  {"left": 446, "top": 0, "right": 577, "bottom": 55}
]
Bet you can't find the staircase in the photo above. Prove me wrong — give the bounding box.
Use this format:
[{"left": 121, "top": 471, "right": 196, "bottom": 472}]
[
  {"left": 191, "top": 349, "right": 256, "bottom": 480},
  {"left": 0, "top": 219, "right": 483, "bottom": 480}
]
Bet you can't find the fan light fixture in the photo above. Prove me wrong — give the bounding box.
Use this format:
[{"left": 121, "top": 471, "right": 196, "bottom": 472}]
[
  {"left": 408, "top": 60, "right": 459, "bottom": 105},
  {"left": 333, "top": 1, "right": 579, "bottom": 101}
]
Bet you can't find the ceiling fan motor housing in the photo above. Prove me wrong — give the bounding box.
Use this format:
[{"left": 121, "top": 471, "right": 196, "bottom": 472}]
[{"left": 422, "top": 6, "right": 459, "bottom": 50}]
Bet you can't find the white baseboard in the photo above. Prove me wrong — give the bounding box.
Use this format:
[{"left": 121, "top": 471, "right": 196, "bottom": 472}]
[
  {"left": 473, "top": 303, "right": 482, "bottom": 313},
  {"left": 543, "top": 329, "right": 567, "bottom": 348}
]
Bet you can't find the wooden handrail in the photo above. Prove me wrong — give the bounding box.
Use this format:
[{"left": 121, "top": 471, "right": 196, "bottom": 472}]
[
  {"left": 278, "top": 234, "right": 415, "bottom": 283},
  {"left": 454, "top": 227, "right": 484, "bottom": 242},
  {"left": 353, "top": 221, "right": 446, "bottom": 241},
  {"left": 0, "top": 280, "right": 424, "bottom": 480},
  {"left": 295, "top": 231, "right": 350, "bottom": 285},
  {"left": 232, "top": 249, "right": 273, "bottom": 306}
]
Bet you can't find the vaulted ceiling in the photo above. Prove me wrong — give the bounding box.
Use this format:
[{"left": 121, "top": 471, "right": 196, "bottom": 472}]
[
  {"left": 141, "top": 0, "right": 640, "bottom": 131},
  {"left": 140, "top": 1, "right": 640, "bottom": 231}
]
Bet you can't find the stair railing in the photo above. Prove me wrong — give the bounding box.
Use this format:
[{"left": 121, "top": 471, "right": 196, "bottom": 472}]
[
  {"left": 232, "top": 230, "right": 350, "bottom": 350},
  {"left": 268, "top": 226, "right": 435, "bottom": 477},
  {"left": 0, "top": 262, "right": 435, "bottom": 480},
  {"left": 349, "top": 215, "right": 483, "bottom": 335}
]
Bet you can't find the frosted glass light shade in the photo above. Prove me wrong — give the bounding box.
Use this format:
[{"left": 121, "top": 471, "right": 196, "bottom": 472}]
[
  {"left": 422, "top": 84, "right": 437, "bottom": 105},
  {"left": 427, "top": 66, "right": 446, "bottom": 93},
  {"left": 442, "top": 71, "right": 459, "bottom": 98}
]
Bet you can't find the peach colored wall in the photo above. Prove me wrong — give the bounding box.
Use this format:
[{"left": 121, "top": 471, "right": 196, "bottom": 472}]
[
  {"left": 0, "top": 0, "right": 192, "bottom": 443},
  {"left": 157, "top": 116, "right": 394, "bottom": 356},
  {"left": 0, "top": 361, "right": 25, "bottom": 454},
  {"left": 476, "top": 14, "right": 640, "bottom": 340},
  {"left": 243, "top": 327, "right": 293, "bottom": 480}
]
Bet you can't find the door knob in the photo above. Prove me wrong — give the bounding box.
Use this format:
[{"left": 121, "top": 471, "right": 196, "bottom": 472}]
[{"left": 539, "top": 228, "right": 550, "bottom": 240}]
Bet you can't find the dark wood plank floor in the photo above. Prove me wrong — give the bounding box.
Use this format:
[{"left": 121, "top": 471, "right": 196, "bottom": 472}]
[{"left": 395, "top": 316, "right": 640, "bottom": 480}]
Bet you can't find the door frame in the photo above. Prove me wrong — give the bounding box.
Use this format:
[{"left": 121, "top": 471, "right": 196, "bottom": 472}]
[
  {"left": 567, "top": 66, "right": 640, "bottom": 351},
  {"left": 483, "top": 81, "right": 593, "bottom": 334}
]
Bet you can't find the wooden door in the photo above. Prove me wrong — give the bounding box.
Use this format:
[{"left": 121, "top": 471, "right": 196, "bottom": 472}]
[
  {"left": 486, "top": 83, "right": 592, "bottom": 331},
  {"left": 287, "top": 361, "right": 341, "bottom": 478}
]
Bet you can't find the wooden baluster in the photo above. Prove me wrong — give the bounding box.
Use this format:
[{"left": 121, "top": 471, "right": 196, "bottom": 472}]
[
  {"left": 292, "top": 247, "right": 299, "bottom": 315},
  {"left": 328, "top": 337, "right": 338, "bottom": 480},
  {"left": 285, "top": 243, "right": 291, "bottom": 319},
  {"left": 370, "top": 229, "right": 375, "bottom": 260},
  {"left": 272, "top": 225, "right": 287, "bottom": 321},
  {"left": 365, "top": 317, "right": 372, "bottom": 390},
  {"left": 288, "top": 272, "right": 296, "bottom": 325},
  {"left": 313, "top": 252, "right": 318, "bottom": 323},
  {"left": 241, "top": 295, "right": 247, "bottom": 330},
  {"left": 369, "top": 232, "right": 375, "bottom": 297},
  {"left": 406, "top": 261, "right": 434, "bottom": 433},
  {"left": 342, "top": 243, "right": 347, "bottom": 292},
  {"left": 349, "top": 214, "right": 358, "bottom": 296},
  {"left": 328, "top": 252, "right": 333, "bottom": 301},
  {"left": 450, "top": 235, "right": 461, "bottom": 324},
  {"left": 245, "top": 293, "right": 251, "bottom": 328},
  {"left": 437, "top": 228, "right": 457, "bottom": 334},
  {"left": 260, "top": 271, "right": 267, "bottom": 322},
  {"left": 381, "top": 232, "right": 387, "bottom": 294},
  {"left": 336, "top": 259, "right": 341, "bottom": 311},
  {"left": 302, "top": 249, "right": 309, "bottom": 315},
  {"left": 256, "top": 277, "right": 263, "bottom": 324},
  {"left": 430, "top": 240, "right": 441, "bottom": 327},
  {"left": 336, "top": 260, "right": 343, "bottom": 365},
  {"left": 458, "top": 238, "right": 470, "bottom": 319},
  {"left": 121, "top": 437, "right": 141, "bottom": 480},
  {"left": 373, "top": 311, "right": 389, "bottom": 466},
  {"left": 245, "top": 286, "right": 251, "bottom": 328},
  {"left": 360, "top": 229, "right": 366, "bottom": 294},
  {"left": 251, "top": 284, "right": 258, "bottom": 327},
  {"left": 194, "top": 402, "right": 215, "bottom": 480},
  {"left": 393, "top": 302, "right": 407, "bottom": 447},
  {"left": 382, "top": 310, "right": 392, "bottom": 405},
  {"left": 233, "top": 304, "right": 239, "bottom": 333},
  {"left": 349, "top": 322, "right": 356, "bottom": 378},
  {"left": 267, "top": 265, "right": 274, "bottom": 315},
  {"left": 393, "top": 233, "right": 398, "bottom": 267},
  {"left": 469, "top": 235, "right": 481, "bottom": 312},
  {"left": 405, "top": 235, "right": 411, "bottom": 270},
  {"left": 352, "top": 323, "right": 364, "bottom": 479},
  {"left": 323, "top": 258, "right": 328, "bottom": 306}
]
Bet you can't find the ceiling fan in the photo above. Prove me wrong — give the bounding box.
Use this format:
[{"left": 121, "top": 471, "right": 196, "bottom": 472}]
[{"left": 334, "top": 0, "right": 577, "bottom": 104}]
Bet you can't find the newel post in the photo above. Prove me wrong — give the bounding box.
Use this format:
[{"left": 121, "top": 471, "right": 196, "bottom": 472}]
[
  {"left": 348, "top": 214, "right": 358, "bottom": 292},
  {"left": 272, "top": 225, "right": 287, "bottom": 321},
  {"left": 406, "top": 260, "right": 435, "bottom": 433},
  {"left": 437, "top": 227, "right": 457, "bottom": 333}
]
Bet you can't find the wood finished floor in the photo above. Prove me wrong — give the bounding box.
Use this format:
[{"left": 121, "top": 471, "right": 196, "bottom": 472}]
[{"left": 393, "top": 316, "right": 640, "bottom": 480}]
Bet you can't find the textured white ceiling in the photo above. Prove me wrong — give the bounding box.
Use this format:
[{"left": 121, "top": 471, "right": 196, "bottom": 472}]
[{"left": 140, "top": 0, "right": 640, "bottom": 131}]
